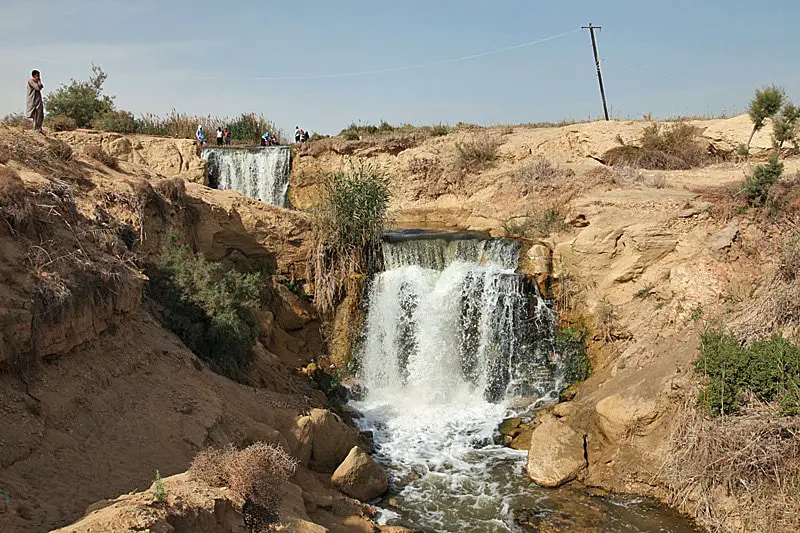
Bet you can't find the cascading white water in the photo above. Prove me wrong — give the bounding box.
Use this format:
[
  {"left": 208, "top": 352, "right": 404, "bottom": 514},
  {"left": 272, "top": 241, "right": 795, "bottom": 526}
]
[
  {"left": 202, "top": 147, "right": 291, "bottom": 207},
  {"left": 354, "top": 233, "right": 697, "bottom": 532}
]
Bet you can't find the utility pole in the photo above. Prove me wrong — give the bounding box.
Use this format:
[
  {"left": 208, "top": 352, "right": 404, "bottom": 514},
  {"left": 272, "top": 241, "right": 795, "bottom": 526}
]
[{"left": 582, "top": 23, "right": 609, "bottom": 121}]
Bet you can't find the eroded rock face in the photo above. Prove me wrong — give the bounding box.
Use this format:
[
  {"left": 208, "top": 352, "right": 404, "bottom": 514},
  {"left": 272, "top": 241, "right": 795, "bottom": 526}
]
[
  {"left": 526, "top": 415, "right": 586, "bottom": 487},
  {"left": 330, "top": 446, "right": 388, "bottom": 502},
  {"left": 595, "top": 393, "right": 660, "bottom": 443}
]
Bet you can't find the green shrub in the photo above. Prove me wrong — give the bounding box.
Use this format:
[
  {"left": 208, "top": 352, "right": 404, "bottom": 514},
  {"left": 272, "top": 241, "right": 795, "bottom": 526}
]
[
  {"left": 45, "top": 115, "right": 77, "bottom": 132},
  {"left": 696, "top": 329, "right": 800, "bottom": 416},
  {"left": 44, "top": 64, "right": 115, "bottom": 128},
  {"left": 152, "top": 470, "right": 168, "bottom": 504},
  {"left": 135, "top": 111, "right": 282, "bottom": 144},
  {"left": 747, "top": 85, "right": 785, "bottom": 150},
  {"left": 146, "top": 232, "right": 262, "bottom": 380},
  {"left": 556, "top": 321, "right": 591, "bottom": 386},
  {"left": 309, "top": 162, "right": 390, "bottom": 314},
  {"left": 92, "top": 109, "right": 137, "bottom": 133},
  {"left": 739, "top": 155, "right": 783, "bottom": 206},
  {"left": 343, "top": 131, "right": 360, "bottom": 141},
  {"left": 773, "top": 102, "right": 800, "bottom": 152}
]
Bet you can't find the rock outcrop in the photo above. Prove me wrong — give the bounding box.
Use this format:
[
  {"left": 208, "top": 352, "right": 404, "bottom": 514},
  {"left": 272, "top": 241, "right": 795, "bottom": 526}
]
[
  {"left": 291, "top": 409, "right": 360, "bottom": 472},
  {"left": 330, "top": 446, "right": 389, "bottom": 502},
  {"left": 595, "top": 393, "right": 660, "bottom": 443},
  {"left": 526, "top": 415, "right": 587, "bottom": 488}
]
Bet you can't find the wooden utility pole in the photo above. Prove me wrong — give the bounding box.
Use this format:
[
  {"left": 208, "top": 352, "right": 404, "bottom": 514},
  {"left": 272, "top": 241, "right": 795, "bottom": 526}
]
[{"left": 582, "top": 23, "right": 609, "bottom": 121}]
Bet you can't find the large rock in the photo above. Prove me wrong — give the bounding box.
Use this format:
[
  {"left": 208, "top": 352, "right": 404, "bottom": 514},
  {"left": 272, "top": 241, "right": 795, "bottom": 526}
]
[
  {"left": 595, "top": 393, "right": 660, "bottom": 443},
  {"left": 526, "top": 415, "right": 586, "bottom": 487},
  {"left": 290, "top": 409, "right": 360, "bottom": 472},
  {"left": 330, "top": 446, "right": 388, "bottom": 501}
]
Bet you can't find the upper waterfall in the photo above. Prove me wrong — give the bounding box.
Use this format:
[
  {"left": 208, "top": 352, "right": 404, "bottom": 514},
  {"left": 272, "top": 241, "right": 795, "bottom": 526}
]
[{"left": 202, "top": 146, "right": 291, "bottom": 207}]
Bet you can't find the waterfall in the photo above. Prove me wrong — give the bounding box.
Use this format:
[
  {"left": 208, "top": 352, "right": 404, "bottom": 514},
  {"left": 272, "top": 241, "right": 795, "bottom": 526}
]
[
  {"left": 360, "top": 234, "right": 561, "bottom": 404},
  {"left": 202, "top": 147, "right": 291, "bottom": 207},
  {"left": 354, "top": 231, "right": 695, "bottom": 532}
]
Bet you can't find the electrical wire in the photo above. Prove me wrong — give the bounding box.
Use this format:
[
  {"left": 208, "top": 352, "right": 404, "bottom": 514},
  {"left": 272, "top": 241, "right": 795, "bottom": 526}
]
[
  {"left": 600, "top": 57, "right": 720, "bottom": 83},
  {"left": 191, "top": 28, "right": 583, "bottom": 81}
]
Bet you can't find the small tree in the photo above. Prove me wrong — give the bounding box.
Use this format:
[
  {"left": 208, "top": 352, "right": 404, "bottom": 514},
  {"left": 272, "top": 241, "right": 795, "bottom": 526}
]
[
  {"left": 747, "top": 85, "right": 785, "bottom": 151},
  {"left": 773, "top": 102, "right": 800, "bottom": 155},
  {"left": 44, "top": 64, "right": 115, "bottom": 128},
  {"left": 739, "top": 155, "right": 784, "bottom": 206}
]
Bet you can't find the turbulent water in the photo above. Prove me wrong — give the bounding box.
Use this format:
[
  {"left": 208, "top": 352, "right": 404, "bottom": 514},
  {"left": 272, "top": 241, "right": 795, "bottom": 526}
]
[
  {"left": 202, "top": 146, "right": 290, "bottom": 207},
  {"left": 353, "top": 231, "right": 697, "bottom": 532}
]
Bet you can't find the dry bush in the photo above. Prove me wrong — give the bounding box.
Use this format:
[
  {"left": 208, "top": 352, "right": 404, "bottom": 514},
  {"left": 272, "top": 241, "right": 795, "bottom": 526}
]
[
  {"left": 0, "top": 166, "right": 36, "bottom": 231},
  {"left": 503, "top": 204, "right": 568, "bottom": 238},
  {"left": 190, "top": 443, "right": 298, "bottom": 531},
  {"left": 454, "top": 133, "right": 501, "bottom": 172},
  {"left": 155, "top": 177, "right": 187, "bottom": 205},
  {"left": 512, "top": 158, "right": 577, "bottom": 195},
  {"left": 84, "top": 144, "right": 117, "bottom": 169},
  {"left": 0, "top": 142, "right": 10, "bottom": 165},
  {"left": 602, "top": 122, "right": 711, "bottom": 170},
  {"left": 664, "top": 392, "right": 800, "bottom": 532},
  {"left": 582, "top": 166, "right": 614, "bottom": 187},
  {"left": 46, "top": 115, "right": 78, "bottom": 132},
  {"left": 733, "top": 231, "right": 800, "bottom": 342},
  {"left": 691, "top": 184, "right": 742, "bottom": 222},
  {"left": 46, "top": 138, "right": 73, "bottom": 163},
  {"left": 595, "top": 298, "right": 623, "bottom": 343}
]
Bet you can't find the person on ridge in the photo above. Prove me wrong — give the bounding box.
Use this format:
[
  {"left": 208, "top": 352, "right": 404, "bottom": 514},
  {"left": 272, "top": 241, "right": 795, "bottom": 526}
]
[
  {"left": 195, "top": 124, "right": 206, "bottom": 147},
  {"left": 294, "top": 126, "right": 301, "bottom": 143},
  {"left": 216, "top": 127, "right": 223, "bottom": 146},
  {"left": 26, "top": 70, "right": 45, "bottom": 133},
  {"left": 302, "top": 130, "right": 310, "bottom": 142},
  {"left": 261, "top": 130, "right": 270, "bottom": 146},
  {"left": 224, "top": 128, "right": 231, "bottom": 145},
  {"left": 222, "top": 127, "right": 230, "bottom": 145}
]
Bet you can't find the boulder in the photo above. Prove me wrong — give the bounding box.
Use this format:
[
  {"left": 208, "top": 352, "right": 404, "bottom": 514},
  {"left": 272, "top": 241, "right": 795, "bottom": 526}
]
[
  {"left": 595, "top": 393, "right": 660, "bottom": 442},
  {"left": 526, "top": 415, "right": 586, "bottom": 487},
  {"left": 303, "top": 409, "right": 360, "bottom": 472},
  {"left": 273, "top": 282, "right": 314, "bottom": 331},
  {"left": 330, "top": 446, "right": 388, "bottom": 501}
]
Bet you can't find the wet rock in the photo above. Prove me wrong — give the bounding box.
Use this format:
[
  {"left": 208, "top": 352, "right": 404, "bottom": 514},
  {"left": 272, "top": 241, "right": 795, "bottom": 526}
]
[
  {"left": 510, "top": 424, "right": 535, "bottom": 450},
  {"left": 551, "top": 402, "right": 576, "bottom": 419},
  {"left": 526, "top": 415, "right": 586, "bottom": 487},
  {"left": 595, "top": 393, "right": 660, "bottom": 442},
  {"left": 358, "top": 430, "right": 374, "bottom": 453},
  {"left": 330, "top": 446, "right": 388, "bottom": 502},
  {"left": 498, "top": 417, "right": 524, "bottom": 437}
]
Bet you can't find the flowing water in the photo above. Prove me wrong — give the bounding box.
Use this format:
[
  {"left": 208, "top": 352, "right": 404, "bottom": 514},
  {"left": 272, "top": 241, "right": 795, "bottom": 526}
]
[
  {"left": 202, "top": 146, "right": 291, "bottom": 207},
  {"left": 353, "top": 230, "right": 698, "bottom": 532}
]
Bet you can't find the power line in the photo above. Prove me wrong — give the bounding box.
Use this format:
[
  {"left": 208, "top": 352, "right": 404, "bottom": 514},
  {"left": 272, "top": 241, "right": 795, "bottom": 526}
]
[
  {"left": 191, "top": 28, "right": 583, "bottom": 81},
  {"left": 600, "top": 57, "right": 720, "bottom": 83}
]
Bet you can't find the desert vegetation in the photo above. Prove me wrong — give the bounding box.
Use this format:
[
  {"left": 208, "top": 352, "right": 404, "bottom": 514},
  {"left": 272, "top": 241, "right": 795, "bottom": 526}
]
[
  {"left": 308, "top": 162, "right": 391, "bottom": 315},
  {"left": 145, "top": 232, "right": 264, "bottom": 381},
  {"left": 190, "top": 443, "right": 298, "bottom": 531},
  {"left": 339, "top": 120, "right": 451, "bottom": 141},
  {"left": 603, "top": 121, "right": 711, "bottom": 170},
  {"left": 454, "top": 132, "right": 501, "bottom": 172}
]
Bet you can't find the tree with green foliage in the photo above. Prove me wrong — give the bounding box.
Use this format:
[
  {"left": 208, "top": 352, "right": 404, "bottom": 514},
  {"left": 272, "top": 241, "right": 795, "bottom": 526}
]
[
  {"left": 44, "top": 64, "right": 114, "bottom": 128},
  {"left": 746, "top": 85, "right": 785, "bottom": 152},
  {"left": 739, "top": 155, "right": 783, "bottom": 206},
  {"left": 773, "top": 102, "right": 800, "bottom": 154}
]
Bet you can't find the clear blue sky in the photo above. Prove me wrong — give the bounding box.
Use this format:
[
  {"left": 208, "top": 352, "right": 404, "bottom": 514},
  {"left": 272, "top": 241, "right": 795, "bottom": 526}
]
[{"left": 1, "top": 0, "right": 798, "bottom": 136}]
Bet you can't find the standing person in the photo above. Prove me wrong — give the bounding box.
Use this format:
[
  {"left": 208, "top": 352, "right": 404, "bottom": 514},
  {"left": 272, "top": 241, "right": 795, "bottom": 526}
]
[
  {"left": 261, "top": 130, "right": 269, "bottom": 146},
  {"left": 224, "top": 128, "right": 232, "bottom": 145},
  {"left": 196, "top": 124, "right": 206, "bottom": 147},
  {"left": 26, "top": 70, "right": 44, "bottom": 133},
  {"left": 298, "top": 129, "right": 305, "bottom": 143},
  {"left": 216, "top": 127, "right": 223, "bottom": 146},
  {"left": 302, "top": 130, "right": 310, "bottom": 142},
  {"left": 294, "top": 126, "right": 301, "bottom": 143}
]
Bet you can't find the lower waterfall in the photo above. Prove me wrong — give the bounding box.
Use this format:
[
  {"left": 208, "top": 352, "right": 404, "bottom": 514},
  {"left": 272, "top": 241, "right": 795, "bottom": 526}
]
[
  {"left": 352, "top": 231, "right": 697, "bottom": 532},
  {"left": 202, "top": 146, "right": 290, "bottom": 207}
]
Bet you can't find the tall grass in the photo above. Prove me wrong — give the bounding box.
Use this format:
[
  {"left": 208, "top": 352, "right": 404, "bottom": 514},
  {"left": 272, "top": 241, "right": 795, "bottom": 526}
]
[
  {"left": 94, "top": 110, "right": 285, "bottom": 144},
  {"left": 308, "top": 162, "right": 391, "bottom": 315}
]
